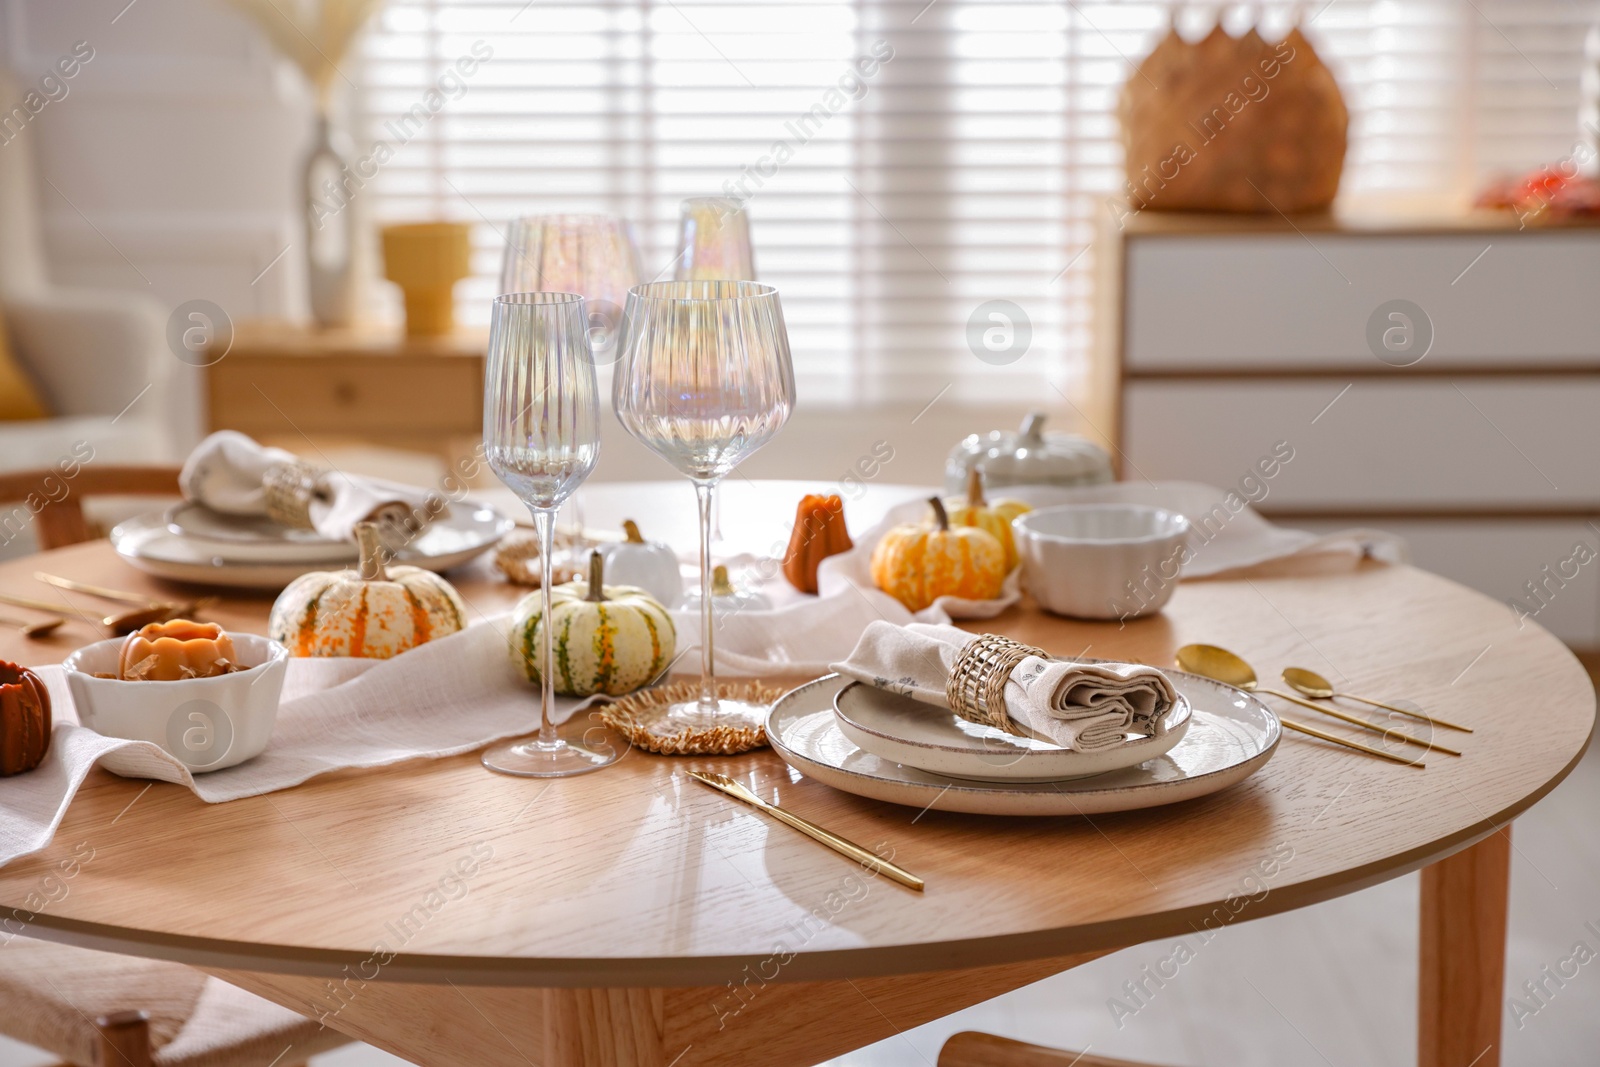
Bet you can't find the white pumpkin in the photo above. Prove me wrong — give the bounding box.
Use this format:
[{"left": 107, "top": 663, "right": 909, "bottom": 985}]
[
  {"left": 511, "top": 550, "right": 676, "bottom": 697},
  {"left": 679, "top": 565, "right": 773, "bottom": 614},
  {"left": 269, "top": 522, "right": 467, "bottom": 659},
  {"left": 597, "top": 519, "right": 684, "bottom": 606}
]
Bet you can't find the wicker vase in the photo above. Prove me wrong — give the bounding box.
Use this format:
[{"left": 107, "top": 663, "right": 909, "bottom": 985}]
[{"left": 1118, "top": 23, "right": 1348, "bottom": 215}]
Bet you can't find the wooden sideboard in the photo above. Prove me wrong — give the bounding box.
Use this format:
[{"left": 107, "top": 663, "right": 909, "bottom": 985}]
[
  {"left": 1100, "top": 209, "right": 1600, "bottom": 646},
  {"left": 204, "top": 321, "right": 487, "bottom": 464}
]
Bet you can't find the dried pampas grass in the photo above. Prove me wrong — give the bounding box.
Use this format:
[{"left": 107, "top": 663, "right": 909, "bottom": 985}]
[{"left": 221, "top": 0, "right": 387, "bottom": 109}]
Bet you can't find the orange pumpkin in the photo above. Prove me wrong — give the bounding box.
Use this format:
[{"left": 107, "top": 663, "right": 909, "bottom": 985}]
[
  {"left": 0, "top": 660, "right": 51, "bottom": 776},
  {"left": 942, "top": 469, "right": 1030, "bottom": 571},
  {"left": 870, "top": 497, "right": 1007, "bottom": 612},
  {"left": 783, "top": 493, "right": 854, "bottom": 594}
]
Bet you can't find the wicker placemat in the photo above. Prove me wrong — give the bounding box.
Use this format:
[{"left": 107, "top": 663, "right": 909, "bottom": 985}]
[{"left": 600, "top": 680, "right": 786, "bottom": 756}]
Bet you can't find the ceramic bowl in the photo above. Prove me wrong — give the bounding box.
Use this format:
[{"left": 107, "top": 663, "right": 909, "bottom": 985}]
[
  {"left": 1013, "top": 504, "right": 1191, "bottom": 620},
  {"left": 63, "top": 633, "right": 289, "bottom": 772}
]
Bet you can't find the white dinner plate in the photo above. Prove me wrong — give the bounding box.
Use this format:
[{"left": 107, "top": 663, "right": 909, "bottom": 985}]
[
  {"left": 110, "top": 504, "right": 515, "bottom": 589},
  {"left": 164, "top": 503, "right": 357, "bottom": 563},
  {"left": 768, "top": 673, "right": 1279, "bottom": 816},
  {"left": 832, "top": 677, "right": 1192, "bottom": 783}
]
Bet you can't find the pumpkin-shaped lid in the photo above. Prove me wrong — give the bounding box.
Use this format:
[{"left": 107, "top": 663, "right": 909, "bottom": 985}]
[{"left": 944, "top": 411, "right": 1113, "bottom": 494}]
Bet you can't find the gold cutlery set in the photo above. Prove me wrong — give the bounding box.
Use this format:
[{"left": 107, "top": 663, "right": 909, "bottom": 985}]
[
  {"left": 689, "top": 643, "right": 1464, "bottom": 892},
  {"left": 0, "top": 573, "right": 217, "bottom": 638},
  {"left": 1175, "top": 643, "right": 1469, "bottom": 769}
]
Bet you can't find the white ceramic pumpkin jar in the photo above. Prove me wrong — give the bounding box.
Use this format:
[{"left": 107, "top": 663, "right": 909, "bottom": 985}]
[{"left": 596, "top": 519, "right": 684, "bottom": 606}]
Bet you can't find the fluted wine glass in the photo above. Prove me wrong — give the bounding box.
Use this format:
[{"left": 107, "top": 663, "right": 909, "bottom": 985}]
[
  {"left": 674, "top": 197, "right": 755, "bottom": 282},
  {"left": 481, "top": 292, "right": 619, "bottom": 777},
  {"left": 614, "top": 280, "right": 795, "bottom": 730},
  {"left": 502, "top": 214, "right": 642, "bottom": 559},
  {"left": 674, "top": 198, "right": 757, "bottom": 558}
]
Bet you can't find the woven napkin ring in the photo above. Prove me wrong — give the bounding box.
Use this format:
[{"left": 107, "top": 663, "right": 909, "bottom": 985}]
[
  {"left": 946, "top": 633, "right": 1049, "bottom": 735},
  {"left": 262, "top": 461, "right": 327, "bottom": 530}
]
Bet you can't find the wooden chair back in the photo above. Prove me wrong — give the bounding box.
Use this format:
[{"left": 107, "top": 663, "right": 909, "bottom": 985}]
[
  {"left": 0, "top": 465, "right": 181, "bottom": 552},
  {"left": 940, "top": 1032, "right": 1173, "bottom": 1067}
]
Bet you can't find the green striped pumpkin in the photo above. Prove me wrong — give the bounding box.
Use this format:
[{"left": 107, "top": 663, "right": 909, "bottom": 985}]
[{"left": 510, "top": 551, "right": 676, "bottom": 697}]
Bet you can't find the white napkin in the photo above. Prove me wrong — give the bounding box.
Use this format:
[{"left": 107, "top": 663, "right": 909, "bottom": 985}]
[
  {"left": 831, "top": 621, "right": 1179, "bottom": 752},
  {"left": 179, "top": 430, "right": 445, "bottom": 543},
  {"left": 0, "top": 619, "right": 595, "bottom": 869}
]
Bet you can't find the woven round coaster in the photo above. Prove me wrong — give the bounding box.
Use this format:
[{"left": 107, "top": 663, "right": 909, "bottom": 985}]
[{"left": 599, "top": 681, "right": 785, "bottom": 756}]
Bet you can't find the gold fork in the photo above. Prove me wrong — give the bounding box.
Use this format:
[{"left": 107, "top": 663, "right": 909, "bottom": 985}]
[{"left": 687, "top": 771, "right": 925, "bottom": 892}]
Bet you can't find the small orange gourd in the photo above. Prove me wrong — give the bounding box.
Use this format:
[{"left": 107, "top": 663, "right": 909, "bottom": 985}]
[
  {"left": 942, "top": 469, "right": 1031, "bottom": 571},
  {"left": 783, "top": 493, "right": 853, "bottom": 594},
  {"left": 870, "top": 497, "right": 1007, "bottom": 612},
  {"left": 0, "top": 660, "right": 51, "bottom": 776}
]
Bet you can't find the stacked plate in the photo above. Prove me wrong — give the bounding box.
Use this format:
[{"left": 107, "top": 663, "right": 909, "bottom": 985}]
[
  {"left": 110, "top": 501, "right": 514, "bottom": 589},
  {"left": 766, "top": 665, "right": 1280, "bottom": 816}
]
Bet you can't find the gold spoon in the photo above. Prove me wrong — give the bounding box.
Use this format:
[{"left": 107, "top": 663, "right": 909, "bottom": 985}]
[
  {"left": 0, "top": 612, "right": 65, "bottom": 639},
  {"left": 101, "top": 598, "right": 219, "bottom": 636},
  {"left": 1281, "top": 666, "right": 1473, "bottom": 734},
  {"left": 0, "top": 590, "right": 103, "bottom": 627},
  {"left": 1176, "top": 643, "right": 1456, "bottom": 760}
]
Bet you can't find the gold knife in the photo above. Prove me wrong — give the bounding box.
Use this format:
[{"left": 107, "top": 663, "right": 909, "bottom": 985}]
[
  {"left": 34, "top": 572, "right": 160, "bottom": 606},
  {"left": 687, "top": 771, "right": 925, "bottom": 892}
]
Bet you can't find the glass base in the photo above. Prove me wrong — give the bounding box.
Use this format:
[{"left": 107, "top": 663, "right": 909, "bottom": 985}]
[
  {"left": 664, "top": 697, "right": 769, "bottom": 732},
  {"left": 481, "top": 719, "right": 625, "bottom": 778}
]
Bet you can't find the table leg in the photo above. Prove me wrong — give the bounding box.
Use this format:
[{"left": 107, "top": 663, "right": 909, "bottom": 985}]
[{"left": 1419, "top": 829, "right": 1512, "bottom": 1067}]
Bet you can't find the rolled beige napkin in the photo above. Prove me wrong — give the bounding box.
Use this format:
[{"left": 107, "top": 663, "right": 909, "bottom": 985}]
[
  {"left": 831, "top": 621, "right": 1179, "bottom": 752},
  {"left": 179, "top": 430, "right": 446, "bottom": 544}
]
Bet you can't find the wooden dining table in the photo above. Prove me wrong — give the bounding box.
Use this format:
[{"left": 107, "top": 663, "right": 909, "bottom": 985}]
[{"left": 0, "top": 480, "right": 1591, "bottom": 1067}]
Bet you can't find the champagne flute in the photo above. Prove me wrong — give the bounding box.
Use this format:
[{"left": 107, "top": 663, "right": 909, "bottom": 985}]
[
  {"left": 673, "top": 198, "right": 757, "bottom": 557},
  {"left": 481, "top": 292, "right": 620, "bottom": 778},
  {"left": 613, "top": 280, "right": 795, "bottom": 729}
]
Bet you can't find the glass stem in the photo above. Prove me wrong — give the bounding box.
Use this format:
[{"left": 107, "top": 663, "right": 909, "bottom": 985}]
[
  {"left": 535, "top": 507, "right": 559, "bottom": 747},
  {"left": 695, "top": 480, "right": 718, "bottom": 714}
]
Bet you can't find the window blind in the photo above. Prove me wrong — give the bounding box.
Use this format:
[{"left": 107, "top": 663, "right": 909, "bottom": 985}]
[{"left": 356, "top": 0, "right": 1599, "bottom": 404}]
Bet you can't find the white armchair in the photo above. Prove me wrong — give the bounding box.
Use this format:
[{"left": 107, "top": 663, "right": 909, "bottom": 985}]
[{"left": 0, "top": 69, "right": 176, "bottom": 472}]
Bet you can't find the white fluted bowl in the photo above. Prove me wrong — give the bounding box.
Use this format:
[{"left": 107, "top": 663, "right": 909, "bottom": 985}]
[
  {"left": 62, "top": 633, "right": 288, "bottom": 772},
  {"left": 1013, "top": 505, "right": 1191, "bottom": 620}
]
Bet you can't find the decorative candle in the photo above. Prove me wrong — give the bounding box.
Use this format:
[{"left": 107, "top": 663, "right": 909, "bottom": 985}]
[{"left": 119, "top": 620, "right": 239, "bottom": 681}]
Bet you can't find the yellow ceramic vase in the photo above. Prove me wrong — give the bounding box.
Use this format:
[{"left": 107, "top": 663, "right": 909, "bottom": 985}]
[{"left": 381, "top": 222, "right": 472, "bottom": 336}]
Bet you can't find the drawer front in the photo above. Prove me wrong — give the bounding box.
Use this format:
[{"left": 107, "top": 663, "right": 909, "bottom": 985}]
[
  {"left": 1124, "top": 232, "right": 1600, "bottom": 371},
  {"left": 1123, "top": 378, "right": 1600, "bottom": 508},
  {"left": 1296, "top": 517, "right": 1600, "bottom": 646},
  {"left": 209, "top": 356, "right": 483, "bottom": 433}
]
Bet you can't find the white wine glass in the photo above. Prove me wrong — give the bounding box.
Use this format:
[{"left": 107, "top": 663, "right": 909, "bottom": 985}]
[
  {"left": 481, "top": 292, "right": 620, "bottom": 778},
  {"left": 613, "top": 280, "right": 795, "bottom": 730}
]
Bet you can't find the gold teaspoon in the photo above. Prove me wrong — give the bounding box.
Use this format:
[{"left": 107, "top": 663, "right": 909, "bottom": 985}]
[
  {"left": 0, "top": 612, "right": 65, "bottom": 639},
  {"left": 1176, "top": 644, "right": 1458, "bottom": 758},
  {"left": 1281, "top": 667, "right": 1473, "bottom": 734}
]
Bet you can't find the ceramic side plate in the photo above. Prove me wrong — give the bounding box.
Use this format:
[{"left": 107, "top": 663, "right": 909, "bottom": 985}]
[
  {"left": 111, "top": 504, "right": 514, "bottom": 588},
  {"left": 832, "top": 681, "right": 1191, "bottom": 783},
  {"left": 769, "top": 673, "right": 1279, "bottom": 816}
]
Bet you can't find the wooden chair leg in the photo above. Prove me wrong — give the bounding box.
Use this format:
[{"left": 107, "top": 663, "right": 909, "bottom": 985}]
[
  {"left": 94, "top": 1011, "right": 152, "bottom": 1067},
  {"left": 939, "top": 1031, "right": 1172, "bottom": 1067}
]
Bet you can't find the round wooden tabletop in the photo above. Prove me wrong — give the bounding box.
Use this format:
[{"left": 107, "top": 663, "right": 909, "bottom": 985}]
[{"left": 0, "top": 481, "right": 1591, "bottom": 987}]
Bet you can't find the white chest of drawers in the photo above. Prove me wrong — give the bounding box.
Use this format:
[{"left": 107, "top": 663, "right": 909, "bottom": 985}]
[{"left": 1103, "top": 211, "right": 1600, "bottom": 646}]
